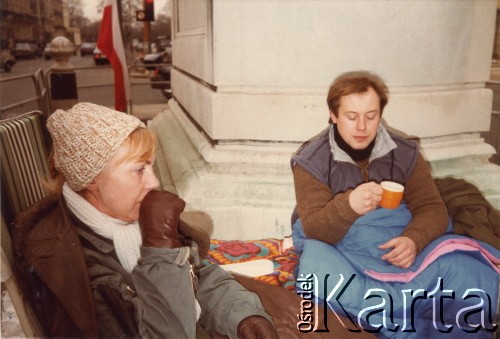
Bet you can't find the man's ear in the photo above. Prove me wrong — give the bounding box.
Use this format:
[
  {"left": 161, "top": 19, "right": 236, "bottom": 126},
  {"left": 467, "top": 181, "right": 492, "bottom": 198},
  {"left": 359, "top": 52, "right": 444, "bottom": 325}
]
[{"left": 330, "top": 111, "right": 338, "bottom": 124}]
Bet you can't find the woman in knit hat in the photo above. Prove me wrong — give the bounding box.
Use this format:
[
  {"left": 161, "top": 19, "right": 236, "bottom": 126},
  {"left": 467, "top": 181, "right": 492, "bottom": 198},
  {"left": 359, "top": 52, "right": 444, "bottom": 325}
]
[{"left": 13, "top": 102, "right": 277, "bottom": 338}]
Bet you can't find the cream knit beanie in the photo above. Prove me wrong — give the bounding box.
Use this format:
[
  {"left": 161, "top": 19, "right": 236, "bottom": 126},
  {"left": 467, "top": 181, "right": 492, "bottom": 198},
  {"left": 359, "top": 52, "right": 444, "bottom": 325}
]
[{"left": 47, "top": 102, "right": 145, "bottom": 191}]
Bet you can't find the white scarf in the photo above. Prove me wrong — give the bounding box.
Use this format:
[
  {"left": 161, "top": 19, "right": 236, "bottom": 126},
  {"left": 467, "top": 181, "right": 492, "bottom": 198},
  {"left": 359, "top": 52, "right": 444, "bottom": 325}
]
[{"left": 62, "top": 183, "right": 142, "bottom": 273}]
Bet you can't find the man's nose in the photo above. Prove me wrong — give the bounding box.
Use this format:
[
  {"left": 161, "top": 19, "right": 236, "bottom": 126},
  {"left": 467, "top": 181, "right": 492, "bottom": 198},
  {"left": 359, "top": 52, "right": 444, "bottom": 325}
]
[{"left": 356, "top": 117, "right": 367, "bottom": 130}]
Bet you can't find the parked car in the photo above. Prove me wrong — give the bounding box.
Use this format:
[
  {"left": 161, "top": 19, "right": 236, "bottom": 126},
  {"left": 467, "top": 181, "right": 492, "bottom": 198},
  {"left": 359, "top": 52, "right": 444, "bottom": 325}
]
[
  {"left": 93, "top": 47, "right": 109, "bottom": 65},
  {"left": 43, "top": 43, "right": 52, "bottom": 60},
  {"left": 0, "top": 50, "right": 16, "bottom": 72},
  {"left": 80, "top": 42, "right": 96, "bottom": 56},
  {"left": 150, "top": 65, "right": 172, "bottom": 100},
  {"left": 142, "top": 50, "right": 170, "bottom": 70},
  {"left": 142, "top": 36, "right": 171, "bottom": 70},
  {"left": 11, "top": 42, "right": 40, "bottom": 59}
]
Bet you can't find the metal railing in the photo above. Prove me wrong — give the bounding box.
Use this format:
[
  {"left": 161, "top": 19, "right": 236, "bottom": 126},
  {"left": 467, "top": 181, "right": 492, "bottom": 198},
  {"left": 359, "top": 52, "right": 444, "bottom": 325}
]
[{"left": 0, "top": 69, "right": 50, "bottom": 119}]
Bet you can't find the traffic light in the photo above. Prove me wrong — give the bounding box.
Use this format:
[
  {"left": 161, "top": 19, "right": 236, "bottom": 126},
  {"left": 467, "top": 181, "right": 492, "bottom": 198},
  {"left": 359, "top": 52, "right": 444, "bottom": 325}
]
[{"left": 144, "top": 0, "right": 154, "bottom": 21}]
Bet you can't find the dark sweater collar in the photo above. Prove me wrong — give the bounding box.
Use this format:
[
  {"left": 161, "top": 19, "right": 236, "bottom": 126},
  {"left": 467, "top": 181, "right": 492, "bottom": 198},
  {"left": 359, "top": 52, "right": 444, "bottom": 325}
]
[{"left": 333, "top": 123, "right": 375, "bottom": 162}]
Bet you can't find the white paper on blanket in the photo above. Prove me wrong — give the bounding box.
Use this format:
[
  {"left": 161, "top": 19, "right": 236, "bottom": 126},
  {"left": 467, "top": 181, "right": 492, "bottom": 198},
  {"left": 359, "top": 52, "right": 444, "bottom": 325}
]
[
  {"left": 280, "top": 236, "right": 294, "bottom": 253},
  {"left": 220, "top": 259, "right": 274, "bottom": 277}
]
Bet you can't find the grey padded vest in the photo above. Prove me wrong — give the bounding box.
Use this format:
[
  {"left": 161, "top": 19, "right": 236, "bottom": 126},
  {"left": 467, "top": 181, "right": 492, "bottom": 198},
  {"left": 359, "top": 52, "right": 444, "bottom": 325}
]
[{"left": 291, "top": 127, "right": 419, "bottom": 195}]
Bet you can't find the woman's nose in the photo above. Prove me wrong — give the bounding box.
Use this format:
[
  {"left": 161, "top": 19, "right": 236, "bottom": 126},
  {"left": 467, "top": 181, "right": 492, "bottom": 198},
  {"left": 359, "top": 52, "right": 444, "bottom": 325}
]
[{"left": 145, "top": 167, "right": 160, "bottom": 190}]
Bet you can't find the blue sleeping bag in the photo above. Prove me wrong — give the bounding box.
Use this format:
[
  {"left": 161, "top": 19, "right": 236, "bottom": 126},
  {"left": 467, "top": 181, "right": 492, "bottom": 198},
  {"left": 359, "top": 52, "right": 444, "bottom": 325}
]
[{"left": 293, "top": 204, "right": 499, "bottom": 338}]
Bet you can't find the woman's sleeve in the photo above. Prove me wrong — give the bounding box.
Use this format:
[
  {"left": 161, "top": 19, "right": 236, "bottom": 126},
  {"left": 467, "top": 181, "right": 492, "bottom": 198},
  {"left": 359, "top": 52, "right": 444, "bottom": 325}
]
[
  {"left": 131, "top": 246, "right": 198, "bottom": 338},
  {"left": 133, "top": 249, "right": 273, "bottom": 338},
  {"left": 292, "top": 164, "right": 360, "bottom": 244},
  {"left": 196, "top": 264, "right": 272, "bottom": 338}
]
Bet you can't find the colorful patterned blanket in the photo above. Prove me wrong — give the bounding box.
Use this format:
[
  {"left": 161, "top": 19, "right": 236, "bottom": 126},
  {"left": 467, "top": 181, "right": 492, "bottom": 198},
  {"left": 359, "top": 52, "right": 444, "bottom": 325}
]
[{"left": 203, "top": 238, "right": 298, "bottom": 291}]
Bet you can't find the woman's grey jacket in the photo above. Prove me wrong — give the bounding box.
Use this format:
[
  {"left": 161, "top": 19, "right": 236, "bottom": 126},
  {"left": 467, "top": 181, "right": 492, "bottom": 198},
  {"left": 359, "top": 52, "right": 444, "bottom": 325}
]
[{"left": 13, "top": 194, "right": 270, "bottom": 338}]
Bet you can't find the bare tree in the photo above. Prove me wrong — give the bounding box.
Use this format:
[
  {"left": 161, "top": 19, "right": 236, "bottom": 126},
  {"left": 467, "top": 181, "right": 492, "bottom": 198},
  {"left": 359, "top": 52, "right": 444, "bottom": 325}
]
[
  {"left": 151, "top": 14, "right": 171, "bottom": 39},
  {"left": 80, "top": 21, "right": 101, "bottom": 42},
  {"left": 66, "top": 0, "right": 90, "bottom": 27}
]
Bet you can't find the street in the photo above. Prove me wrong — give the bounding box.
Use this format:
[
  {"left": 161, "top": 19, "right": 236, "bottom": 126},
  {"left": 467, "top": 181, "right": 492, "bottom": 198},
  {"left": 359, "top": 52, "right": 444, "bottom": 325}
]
[
  {"left": 0, "top": 54, "right": 106, "bottom": 109},
  {"left": 0, "top": 54, "right": 167, "bottom": 119},
  {"left": 0, "top": 53, "right": 103, "bottom": 79}
]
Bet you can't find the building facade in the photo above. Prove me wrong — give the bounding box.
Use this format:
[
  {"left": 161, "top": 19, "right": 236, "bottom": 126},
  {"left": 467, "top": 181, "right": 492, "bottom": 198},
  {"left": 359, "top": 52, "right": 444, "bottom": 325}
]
[{"left": 0, "top": 0, "right": 65, "bottom": 49}]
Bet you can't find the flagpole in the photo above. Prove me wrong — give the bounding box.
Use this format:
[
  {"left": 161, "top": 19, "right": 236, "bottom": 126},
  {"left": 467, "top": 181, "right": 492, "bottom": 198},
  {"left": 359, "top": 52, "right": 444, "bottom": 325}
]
[
  {"left": 116, "top": 0, "right": 123, "bottom": 29},
  {"left": 115, "top": 0, "right": 132, "bottom": 115}
]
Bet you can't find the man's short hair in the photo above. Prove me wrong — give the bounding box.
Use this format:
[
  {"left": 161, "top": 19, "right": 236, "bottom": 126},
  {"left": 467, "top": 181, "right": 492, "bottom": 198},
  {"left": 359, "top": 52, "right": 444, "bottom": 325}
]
[{"left": 327, "top": 70, "right": 389, "bottom": 118}]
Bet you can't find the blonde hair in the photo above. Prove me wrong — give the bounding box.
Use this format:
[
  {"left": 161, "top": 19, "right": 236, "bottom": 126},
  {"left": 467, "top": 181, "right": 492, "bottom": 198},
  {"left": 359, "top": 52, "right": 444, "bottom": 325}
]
[{"left": 45, "top": 127, "right": 156, "bottom": 194}]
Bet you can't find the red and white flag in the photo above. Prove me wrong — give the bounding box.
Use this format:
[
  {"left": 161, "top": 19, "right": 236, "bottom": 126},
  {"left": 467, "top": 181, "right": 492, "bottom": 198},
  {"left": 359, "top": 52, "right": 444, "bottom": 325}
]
[{"left": 97, "top": 0, "right": 131, "bottom": 112}]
